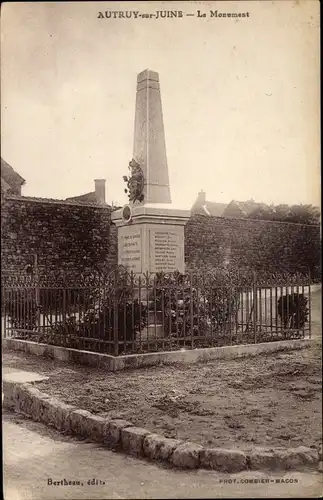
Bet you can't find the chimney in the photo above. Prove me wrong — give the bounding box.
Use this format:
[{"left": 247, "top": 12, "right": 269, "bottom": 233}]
[
  {"left": 94, "top": 179, "right": 106, "bottom": 204},
  {"left": 197, "top": 190, "right": 206, "bottom": 205}
]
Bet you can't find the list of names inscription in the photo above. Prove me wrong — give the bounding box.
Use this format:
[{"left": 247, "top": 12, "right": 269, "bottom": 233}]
[{"left": 152, "top": 230, "right": 180, "bottom": 272}]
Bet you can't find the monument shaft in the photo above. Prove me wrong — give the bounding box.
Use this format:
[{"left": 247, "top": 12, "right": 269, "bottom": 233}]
[{"left": 133, "top": 69, "right": 171, "bottom": 204}]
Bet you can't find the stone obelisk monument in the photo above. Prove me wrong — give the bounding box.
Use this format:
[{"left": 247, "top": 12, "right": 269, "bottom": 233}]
[
  {"left": 133, "top": 69, "right": 171, "bottom": 204},
  {"left": 111, "top": 69, "right": 190, "bottom": 274}
]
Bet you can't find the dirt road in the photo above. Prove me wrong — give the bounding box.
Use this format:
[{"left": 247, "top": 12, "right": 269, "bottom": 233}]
[{"left": 3, "top": 410, "right": 322, "bottom": 499}]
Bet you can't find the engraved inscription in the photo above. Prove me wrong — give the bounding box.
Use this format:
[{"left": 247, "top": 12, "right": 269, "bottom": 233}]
[
  {"left": 119, "top": 232, "right": 142, "bottom": 272},
  {"left": 153, "top": 231, "right": 179, "bottom": 272}
]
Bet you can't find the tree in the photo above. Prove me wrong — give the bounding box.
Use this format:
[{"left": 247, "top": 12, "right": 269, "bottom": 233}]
[
  {"left": 285, "top": 205, "right": 320, "bottom": 225},
  {"left": 248, "top": 205, "right": 275, "bottom": 221},
  {"left": 272, "top": 204, "right": 291, "bottom": 222},
  {"left": 248, "top": 203, "right": 320, "bottom": 225}
]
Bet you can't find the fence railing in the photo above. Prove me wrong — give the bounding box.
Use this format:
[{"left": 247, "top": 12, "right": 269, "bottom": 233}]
[{"left": 2, "top": 269, "right": 312, "bottom": 356}]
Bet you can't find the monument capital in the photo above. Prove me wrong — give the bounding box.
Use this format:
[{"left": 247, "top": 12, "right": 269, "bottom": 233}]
[{"left": 137, "top": 69, "right": 159, "bottom": 83}]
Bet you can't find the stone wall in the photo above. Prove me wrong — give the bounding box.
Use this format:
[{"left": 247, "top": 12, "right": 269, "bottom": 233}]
[
  {"left": 185, "top": 215, "right": 321, "bottom": 280},
  {"left": 1, "top": 196, "right": 118, "bottom": 274},
  {"left": 1, "top": 198, "right": 320, "bottom": 280}
]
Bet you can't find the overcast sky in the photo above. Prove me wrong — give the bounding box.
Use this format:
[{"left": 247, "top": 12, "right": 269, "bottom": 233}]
[{"left": 1, "top": 1, "right": 320, "bottom": 208}]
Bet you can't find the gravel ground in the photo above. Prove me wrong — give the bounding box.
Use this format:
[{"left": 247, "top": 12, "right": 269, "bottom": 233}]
[{"left": 3, "top": 338, "right": 322, "bottom": 453}]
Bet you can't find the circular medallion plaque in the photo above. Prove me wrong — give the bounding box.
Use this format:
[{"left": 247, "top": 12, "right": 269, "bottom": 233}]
[{"left": 122, "top": 204, "right": 132, "bottom": 223}]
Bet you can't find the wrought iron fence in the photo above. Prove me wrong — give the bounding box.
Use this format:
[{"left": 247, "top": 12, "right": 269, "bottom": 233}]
[{"left": 2, "top": 268, "right": 312, "bottom": 356}]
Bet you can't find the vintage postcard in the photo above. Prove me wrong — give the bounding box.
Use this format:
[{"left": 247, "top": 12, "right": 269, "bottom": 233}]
[{"left": 1, "top": 1, "right": 321, "bottom": 499}]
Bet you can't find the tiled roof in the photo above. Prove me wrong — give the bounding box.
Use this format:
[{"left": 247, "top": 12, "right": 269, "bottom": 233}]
[
  {"left": 66, "top": 191, "right": 99, "bottom": 203},
  {"left": 204, "top": 201, "right": 227, "bottom": 217},
  {"left": 1, "top": 177, "right": 11, "bottom": 193},
  {"left": 3, "top": 194, "right": 116, "bottom": 209},
  {"left": 1, "top": 157, "right": 26, "bottom": 187},
  {"left": 223, "top": 200, "right": 272, "bottom": 217},
  {"left": 191, "top": 193, "right": 227, "bottom": 217}
]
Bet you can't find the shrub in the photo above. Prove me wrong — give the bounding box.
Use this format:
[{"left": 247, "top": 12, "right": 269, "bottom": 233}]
[
  {"left": 5, "top": 289, "right": 38, "bottom": 332},
  {"left": 3, "top": 268, "right": 148, "bottom": 354},
  {"left": 277, "top": 292, "right": 309, "bottom": 329},
  {"left": 153, "top": 271, "right": 241, "bottom": 338},
  {"left": 48, "top": 269, "right": 148, "bottom": 353}
]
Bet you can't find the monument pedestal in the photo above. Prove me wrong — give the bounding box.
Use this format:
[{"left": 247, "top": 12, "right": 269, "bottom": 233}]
[
  {"left": 111, "top": 203, "right": 190, "bottom": 275},
  {"left": 112, "top": 203, "right": 190, "bottom": 343}
]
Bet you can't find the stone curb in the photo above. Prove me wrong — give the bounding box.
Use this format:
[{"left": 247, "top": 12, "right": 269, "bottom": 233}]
[
  {"left": 3, "top": 380, "right": 321, "bottom": 472},
  {"left": 3, "top": 337, "right": 312, "bottom": 372}
]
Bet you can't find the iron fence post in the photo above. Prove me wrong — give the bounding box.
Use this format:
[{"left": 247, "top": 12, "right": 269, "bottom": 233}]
[
  {"left": 308, "top": 268, "right": 312, "bottom": 339},
  {"left": 253, "top": 271, "right": 257, "bottom": 344},
  {"left": 2, "top": 283, "right": 6, "bottom": 338},
  {"left": 34, "top": 254, "right": 41, "bottom": 330},
  {"left": 190, "top": 272, "right": 194, "bottom": 349},
  {"left": 113, "top": 269, "right": 119, "bottom": 356},
  {"left": 62, "top": 289, "right": 67, "bottom": 323}
]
